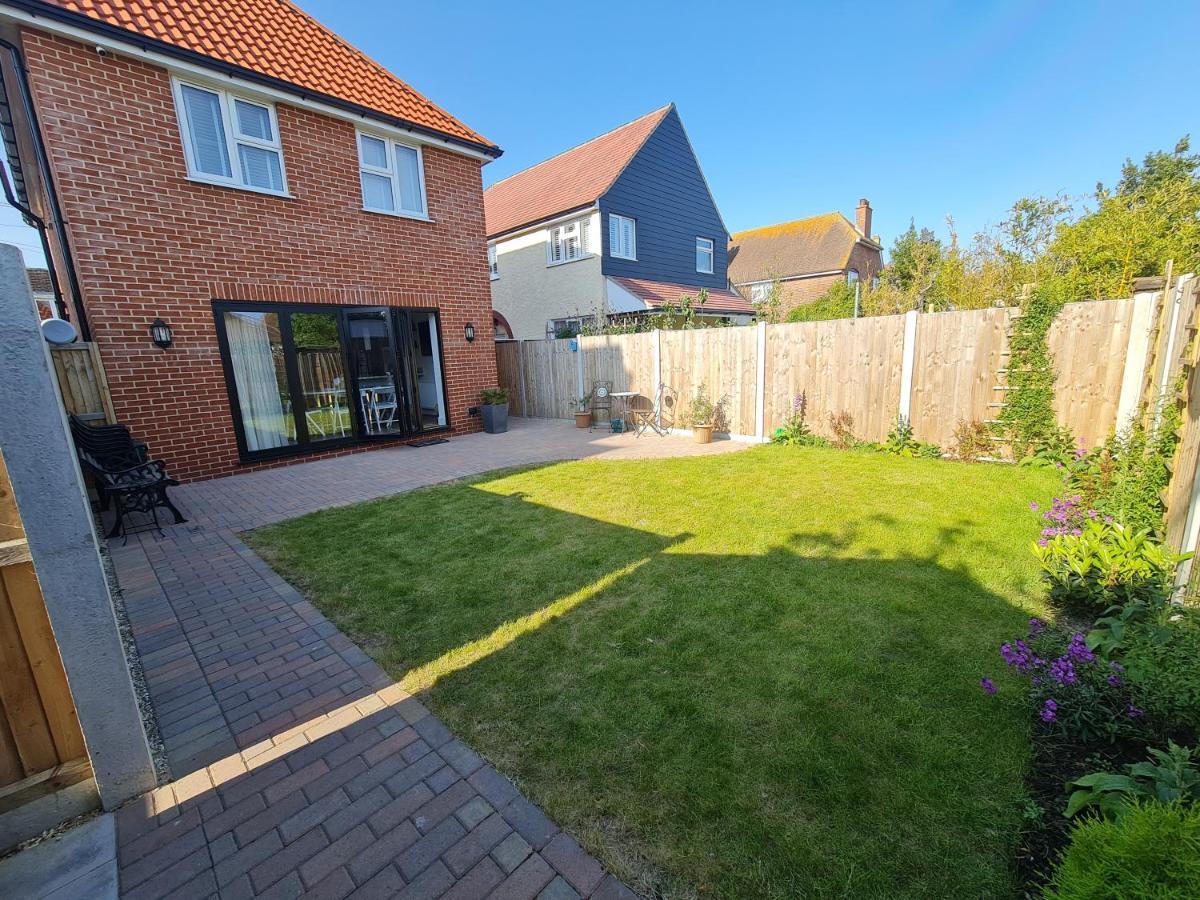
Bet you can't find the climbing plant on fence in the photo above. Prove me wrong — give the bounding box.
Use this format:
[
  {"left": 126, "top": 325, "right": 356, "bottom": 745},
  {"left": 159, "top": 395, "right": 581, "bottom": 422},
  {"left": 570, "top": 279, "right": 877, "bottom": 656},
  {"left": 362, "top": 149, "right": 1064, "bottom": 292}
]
[{"left": 997, "top": 286, "right": 1071, "bottom": 459}]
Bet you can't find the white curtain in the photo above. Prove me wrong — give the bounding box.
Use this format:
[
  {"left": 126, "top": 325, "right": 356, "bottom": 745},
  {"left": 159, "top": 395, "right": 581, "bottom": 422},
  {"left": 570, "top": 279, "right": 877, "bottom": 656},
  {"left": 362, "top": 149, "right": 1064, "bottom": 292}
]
[{"left": 225, "top": 312, "right": 288, "bottom": 451}]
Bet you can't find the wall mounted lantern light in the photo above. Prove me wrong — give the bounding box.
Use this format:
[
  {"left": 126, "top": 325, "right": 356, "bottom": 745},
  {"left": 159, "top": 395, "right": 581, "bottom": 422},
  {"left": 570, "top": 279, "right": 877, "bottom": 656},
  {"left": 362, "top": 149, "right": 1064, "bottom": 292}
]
[
  {"left": 464, "top": 322, "right": 476, "bottom": 343},
  {"left": 150, "top": 318, "right": 173, "bottom": 349}
]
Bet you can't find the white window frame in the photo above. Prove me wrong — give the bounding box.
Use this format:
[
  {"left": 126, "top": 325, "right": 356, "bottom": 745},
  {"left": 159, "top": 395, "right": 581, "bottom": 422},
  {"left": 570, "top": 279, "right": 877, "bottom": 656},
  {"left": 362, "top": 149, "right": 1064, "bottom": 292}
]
[
  {"left": 488, "top": 244, "right": 499, "bottom": 280},
  {"left": 696, "top": 237, "right": 714, "bottom": 274},
  {"left": 171, "top": 77, "right": 289, "bottom": 197},
  {"left": 609, "top": 213, "right": 637, "bottom": 260},
  {"left": 356, "top": 130, "right": 429, "bottom": 220},
  {"left": 546, "top": 217, "right": 591, "bottom": 267},
  {"left": 546, "top": 315, "right": 591, "bottom": 339},
  {"left": 749, "top": 283, "right": 771, "bottom": 304}
]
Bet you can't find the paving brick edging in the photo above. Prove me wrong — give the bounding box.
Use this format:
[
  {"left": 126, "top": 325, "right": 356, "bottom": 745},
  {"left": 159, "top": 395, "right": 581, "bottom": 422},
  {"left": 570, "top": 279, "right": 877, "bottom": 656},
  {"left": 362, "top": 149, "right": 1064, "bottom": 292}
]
[{"left": 111, "top": 518, "right": 639, "bottom": 898}]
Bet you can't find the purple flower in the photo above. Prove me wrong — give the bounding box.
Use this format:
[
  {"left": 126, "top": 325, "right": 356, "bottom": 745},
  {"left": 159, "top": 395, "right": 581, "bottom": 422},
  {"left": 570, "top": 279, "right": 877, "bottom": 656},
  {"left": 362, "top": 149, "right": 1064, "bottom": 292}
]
[
  {"left": 1104, "top": 516, "right": 1114, "bottom": 524},
  {"left": 1109, "top": 661, "right": 1125, "bottom": 673},
  {"left": 1040, "top": 699, "right": 1058, "bottom": 723},
  {"left": 980, "top": 678, "right": 997, "bottom": 695},
  {"left": 1127, "top": 705, "right": 1145, "bottom": 719},
  {"left": 1048, "top": 656, "right": 1078, "bottom": 685},
  {"left": 1067, "top": 633, "right": 1096, "bottom": 665},
  {"left": 1107, "top": 675, "right": 1123, "bottom": 687},
  {"left": 1029, "top": 501, "right": 1040, "bottom": 512},
  {"left": 1028, "top": 617, "right": 1045, "bottom": 637}
]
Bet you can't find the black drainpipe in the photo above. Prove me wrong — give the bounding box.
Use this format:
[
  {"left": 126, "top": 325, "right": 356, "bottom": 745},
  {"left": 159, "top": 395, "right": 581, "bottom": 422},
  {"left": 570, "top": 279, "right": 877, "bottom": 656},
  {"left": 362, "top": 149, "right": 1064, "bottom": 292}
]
[{"left": 0, "top": 36, "right": 90, "bottom": 340}]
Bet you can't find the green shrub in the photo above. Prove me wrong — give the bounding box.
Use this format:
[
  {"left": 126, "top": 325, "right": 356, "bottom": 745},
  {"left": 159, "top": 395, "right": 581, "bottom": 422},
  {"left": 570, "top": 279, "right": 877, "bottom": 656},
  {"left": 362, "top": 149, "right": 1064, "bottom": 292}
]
[
  {"left": 1066, "top": 742, "right": 1200, "bottom": 819},
  {"left": 785, "top": 281, "right": 857, "bottom": 322},
  {"left": 877, "top": 415, "right": 941, "bottom": 458},
  {"left": 480, "top": 387, "right": 510, "bottom": 405},
  {"left": 1125, "top": 608, "right": 1200, "bottom": 730},
  {"left": 1045, "top": 801, "right": 1200, "bottom": 899},
  {"left": 1035, "top": 520, "right": 1185, "bottom": 613}
]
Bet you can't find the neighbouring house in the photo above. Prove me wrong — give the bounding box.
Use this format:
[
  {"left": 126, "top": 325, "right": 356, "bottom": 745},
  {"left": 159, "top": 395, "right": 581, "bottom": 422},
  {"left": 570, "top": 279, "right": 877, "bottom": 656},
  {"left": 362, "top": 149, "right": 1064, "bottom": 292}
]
[
  {"left": 26, "top": 266, "right": 55, "bottom": 318},
  {"left": 484, "top": 104, "right": 753, "bottom": 340},
  {"left": 0, "top": 0, "right": 502, "bottom": 481},
  {"left": 729, "top": 200, "right": 883, "bottom": 316}
]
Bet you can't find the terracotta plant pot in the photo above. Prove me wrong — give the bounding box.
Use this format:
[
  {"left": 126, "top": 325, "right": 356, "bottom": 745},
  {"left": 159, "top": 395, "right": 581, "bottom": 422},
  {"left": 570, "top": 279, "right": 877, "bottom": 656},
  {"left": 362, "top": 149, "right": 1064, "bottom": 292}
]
[
  {"left": 574, "top": 411, "right": 591, "bottom": 429},
  {"left": 692, "top": 424, "right": 714, "bottom": 444}
]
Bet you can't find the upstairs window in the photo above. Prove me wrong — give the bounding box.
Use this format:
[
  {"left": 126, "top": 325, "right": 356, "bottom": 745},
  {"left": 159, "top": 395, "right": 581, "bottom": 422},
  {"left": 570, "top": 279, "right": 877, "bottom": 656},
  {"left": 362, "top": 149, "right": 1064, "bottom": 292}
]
[
  {"left": 696, "top": 237, "right": 714, "bottom": 274},
  {"left": 358, "top": 133, "right": 427, "bottom": 218},
  {"left": 609, "top": 213, "right": 636, "bottom": 260},
  {"left": 174, "top": 80, "right": 287, "bottom": 194},
  {"left": 488, "top": 244, "right": 499, "bottom": 279},
  {"left": 548, "top": 218, "right": 590, "bottom": 265},
  {"left": 847, "top": 268, "right": 861, "bottom": 285}
]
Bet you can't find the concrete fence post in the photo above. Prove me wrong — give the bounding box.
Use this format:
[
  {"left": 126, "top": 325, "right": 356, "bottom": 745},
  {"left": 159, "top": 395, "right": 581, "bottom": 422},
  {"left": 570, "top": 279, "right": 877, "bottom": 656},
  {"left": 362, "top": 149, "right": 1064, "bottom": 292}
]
[
  {"left": 1115, "top": 291, "right": 1160, "bottom": 432},
  {"left": 898, "top": 309, "right": 919, "bottom": 422},
  {"left": 575, "top": 336, "right": 585, "bottom": 404},
  {"left": 653, "top": 329, "right": 662, "bottom": 430},
  {"left": 755, "top": 321, "right": 767, "bottom": 442},
  {"left": 0, "top": 244, "right": 156, "bottom": 809}
]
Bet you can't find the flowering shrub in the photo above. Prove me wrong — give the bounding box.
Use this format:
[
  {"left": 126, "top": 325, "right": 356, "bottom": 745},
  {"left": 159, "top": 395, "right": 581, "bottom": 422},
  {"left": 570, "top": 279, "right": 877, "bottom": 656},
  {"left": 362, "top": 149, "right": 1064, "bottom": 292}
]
[
  {"left": 1030, "top": 494, "right": 1101, "bottom": 546},
  {"left": 983, "top": 618, "right": 1147, "bottom": 743},
  {"left": 1034, "top": 520, "right": 1186, "bottom": 613},
  {"left": 771, "top": 393, "right": 829, "bottom": 447}
]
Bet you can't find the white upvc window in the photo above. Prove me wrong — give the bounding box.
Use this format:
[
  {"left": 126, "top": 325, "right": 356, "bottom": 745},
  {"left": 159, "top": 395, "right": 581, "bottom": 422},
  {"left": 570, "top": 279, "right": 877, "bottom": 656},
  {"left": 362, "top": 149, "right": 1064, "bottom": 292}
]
[
  {"left": 696, "top": 237, "right": 714, "bottom": 273},
  {"left": 173, "top": 79, "right": 288, "bottom": 195},
  {"left": 609, "top": 213, "right": 636, "bottom": 260},
  {"left": 749, "top": 283, "right": 771, "bottom": 304},
  {"left": 357, "top": 132, "right": 428, "bottom": 218},
  {"left": 547, "top": 218, "right": 590, "bottom": 266},
  {"left": 488, "top": 244, "right": 499, "bottom": 279}
]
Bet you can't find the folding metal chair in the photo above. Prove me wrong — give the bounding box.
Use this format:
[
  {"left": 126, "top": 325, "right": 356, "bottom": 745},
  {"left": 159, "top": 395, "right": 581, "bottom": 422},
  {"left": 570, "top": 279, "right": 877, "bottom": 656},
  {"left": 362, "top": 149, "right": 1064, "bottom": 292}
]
[
  {"left": 629, "top": 386, "right": 663, "bottom": 437},
  {"left": 589, "top": 381, "right": 612, "bottom": 432}
]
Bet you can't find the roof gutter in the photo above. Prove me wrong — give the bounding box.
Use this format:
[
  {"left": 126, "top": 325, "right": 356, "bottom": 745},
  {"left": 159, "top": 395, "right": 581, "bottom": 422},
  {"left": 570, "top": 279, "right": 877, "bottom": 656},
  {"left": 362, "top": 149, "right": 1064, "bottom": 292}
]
[
  {"left": 0, "top": 33, "right": 88, "bottom": 336},
  {"left": 0, "top": 0, "right": 502, "bottom": 160}
]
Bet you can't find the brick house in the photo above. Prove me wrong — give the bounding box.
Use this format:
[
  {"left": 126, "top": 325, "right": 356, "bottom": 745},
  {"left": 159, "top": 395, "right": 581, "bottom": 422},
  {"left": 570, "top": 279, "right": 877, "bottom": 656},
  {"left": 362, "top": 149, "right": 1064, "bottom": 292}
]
[
  {"left": 0, "top": 0, "right": 502, "bottom": 481},
  {"left": 728, "top": 200, "right": 883, "bottom": 317}
]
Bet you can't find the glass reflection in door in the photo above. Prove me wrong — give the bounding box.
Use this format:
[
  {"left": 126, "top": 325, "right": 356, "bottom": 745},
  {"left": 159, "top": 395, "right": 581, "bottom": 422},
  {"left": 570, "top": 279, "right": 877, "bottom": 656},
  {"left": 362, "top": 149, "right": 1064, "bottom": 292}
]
[
  {"left": 292, "top": 312, "right": 350, "bottom": 442},
  {"left": 347, "top": 311, "right": 403, "bottom": 435},
  {"left": 222, "top": 311, "right": 295, "bottom": 452}
]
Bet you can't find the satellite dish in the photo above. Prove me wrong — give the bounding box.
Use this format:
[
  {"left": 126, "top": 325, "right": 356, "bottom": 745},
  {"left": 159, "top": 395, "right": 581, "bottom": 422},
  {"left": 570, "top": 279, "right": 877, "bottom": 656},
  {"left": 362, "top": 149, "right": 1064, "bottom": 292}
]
[{"left": 41, "top": 317, "right": 78, "bottom": 345}]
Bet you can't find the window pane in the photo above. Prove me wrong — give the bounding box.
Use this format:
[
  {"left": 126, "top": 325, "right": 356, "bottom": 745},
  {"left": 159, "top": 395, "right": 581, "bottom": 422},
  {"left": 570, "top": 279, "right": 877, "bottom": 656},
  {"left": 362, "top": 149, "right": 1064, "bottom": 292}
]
[
  {"left": 238, "top": 144, "right": 284, "bottom": 191},
  {"left": 292, "top": 313, "right": 350, "bottom": 442},
  {"left": 180, "top": 85, "right": 231, "bottom": 178},
  {"left": 360, "top": 135, "right": 389, "bottom": 169},
  {"left": 234, "top": 99, "right": 273, "bottom": 141},
  {"left": 223, "top": 311, "right": 294, "bottom": 451},
  {"left": 394, "top": 145, "right": 424, "bottom": 213},
  {"left": 361, "top": 172, "right": 395, "bottom": 210}
]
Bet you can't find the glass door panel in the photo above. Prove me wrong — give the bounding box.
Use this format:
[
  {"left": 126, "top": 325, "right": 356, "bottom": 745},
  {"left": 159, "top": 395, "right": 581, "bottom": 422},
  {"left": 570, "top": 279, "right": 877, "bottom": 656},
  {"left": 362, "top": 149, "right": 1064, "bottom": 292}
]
[
  {"left": 406, "top": 311, "right": 447, "bottom": 429},
  {"left": 346, "top": 311, "right": 405, "bottom": 437},
  {"left": 292, "top": 312, "right": 351, "bottom": 442},
  {"left": 222, "top": 310, "right": 296, "bottom": 452}
]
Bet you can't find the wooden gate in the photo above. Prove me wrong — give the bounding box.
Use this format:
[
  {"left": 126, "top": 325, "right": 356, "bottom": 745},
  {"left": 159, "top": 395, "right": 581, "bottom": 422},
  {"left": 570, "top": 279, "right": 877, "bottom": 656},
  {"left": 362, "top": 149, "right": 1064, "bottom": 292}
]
[
  {"left": 49, "top": 342, "right": 115, "bottom": 424},
  {"left": 0, "top": 453, "right": 90, "bottom": 814}
]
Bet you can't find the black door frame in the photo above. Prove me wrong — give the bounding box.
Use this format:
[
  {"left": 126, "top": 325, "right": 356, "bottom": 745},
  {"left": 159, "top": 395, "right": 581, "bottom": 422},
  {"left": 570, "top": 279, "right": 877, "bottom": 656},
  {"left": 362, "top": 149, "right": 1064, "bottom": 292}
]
[{"left": 212, "top": 300, "right": 451, "bottom": 464}]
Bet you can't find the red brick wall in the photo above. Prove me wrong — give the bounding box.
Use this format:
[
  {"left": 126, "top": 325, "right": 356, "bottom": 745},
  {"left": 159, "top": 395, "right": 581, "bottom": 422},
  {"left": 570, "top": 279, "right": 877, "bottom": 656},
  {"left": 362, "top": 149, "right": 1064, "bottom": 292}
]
[{"left": 22, "top": 30, "right": 498, "bottom": 481}]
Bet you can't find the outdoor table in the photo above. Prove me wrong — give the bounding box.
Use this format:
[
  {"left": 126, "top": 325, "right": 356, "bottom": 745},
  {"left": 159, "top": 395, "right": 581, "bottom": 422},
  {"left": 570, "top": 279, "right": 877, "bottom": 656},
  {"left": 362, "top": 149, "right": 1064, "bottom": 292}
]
[{"left": 609, "top": 391, "right": 638, "bottom": 431}]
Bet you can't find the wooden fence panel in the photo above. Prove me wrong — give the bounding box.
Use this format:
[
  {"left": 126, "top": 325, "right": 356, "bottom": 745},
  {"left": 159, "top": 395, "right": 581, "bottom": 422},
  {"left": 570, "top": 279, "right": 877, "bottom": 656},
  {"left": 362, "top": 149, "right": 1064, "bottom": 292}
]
[
  {"left": 660, "top": 326, "right": 758, "bottom": 435},
  {"left": 495, "top": 342, "right": 525, "bottom": 417},
  {"left": 580, "top": 333, "right": 657, "bottom": 396},
  {"left": 519, "top": 339, "right": 578, "bottom": 419},
  {"left": 764, "top": 316, "right": 905, "bottom": 442},
  {"left": 1048, "top": 299, "right": 1136, "bottom": 450},
  {"left": 910, "top": 307, "right": 1011, "bottom": 448},
  {"left": 49, "top": 343, "right": 114, "bottom": 424}
]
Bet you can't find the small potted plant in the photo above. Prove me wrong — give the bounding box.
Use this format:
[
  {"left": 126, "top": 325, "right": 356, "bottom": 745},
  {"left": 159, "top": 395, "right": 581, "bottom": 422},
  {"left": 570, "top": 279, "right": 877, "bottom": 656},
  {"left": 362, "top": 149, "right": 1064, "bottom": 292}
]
[
  {"left": 480, "top": 387, "right": 510, "bottom": 434},
  {"left": 570, "top": 396, "right": 591, "bottom": 429},
  {"left": 686, "top": 383, "right": 716, "bottom": 444}
]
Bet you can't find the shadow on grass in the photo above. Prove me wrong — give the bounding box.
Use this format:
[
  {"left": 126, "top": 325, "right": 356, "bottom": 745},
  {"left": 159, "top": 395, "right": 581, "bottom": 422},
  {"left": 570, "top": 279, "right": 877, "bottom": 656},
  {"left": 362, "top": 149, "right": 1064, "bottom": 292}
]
[{"left": 250, "top": 480, "right": 1036, "bottom": 899}]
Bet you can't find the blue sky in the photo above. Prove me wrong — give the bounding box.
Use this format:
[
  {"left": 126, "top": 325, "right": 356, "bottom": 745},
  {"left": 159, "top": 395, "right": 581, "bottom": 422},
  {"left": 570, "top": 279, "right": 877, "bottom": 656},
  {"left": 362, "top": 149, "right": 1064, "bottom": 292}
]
[{"left": 3, "top": 0, "right": 1198, "bottom": 267}]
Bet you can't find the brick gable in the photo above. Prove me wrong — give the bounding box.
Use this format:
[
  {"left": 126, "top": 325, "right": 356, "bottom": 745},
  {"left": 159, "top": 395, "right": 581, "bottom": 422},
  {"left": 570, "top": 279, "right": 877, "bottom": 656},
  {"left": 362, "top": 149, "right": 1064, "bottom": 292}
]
[{"left": 23, "top": 29, "right": 497, "bottom": 481}]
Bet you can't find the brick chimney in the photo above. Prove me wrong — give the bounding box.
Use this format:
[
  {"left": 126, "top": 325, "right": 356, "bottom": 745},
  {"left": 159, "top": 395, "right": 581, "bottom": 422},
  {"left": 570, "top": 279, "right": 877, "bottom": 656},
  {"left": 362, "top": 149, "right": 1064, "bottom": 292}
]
[{"left": 855, "top": 198, "right": 872, "bottom": 240}]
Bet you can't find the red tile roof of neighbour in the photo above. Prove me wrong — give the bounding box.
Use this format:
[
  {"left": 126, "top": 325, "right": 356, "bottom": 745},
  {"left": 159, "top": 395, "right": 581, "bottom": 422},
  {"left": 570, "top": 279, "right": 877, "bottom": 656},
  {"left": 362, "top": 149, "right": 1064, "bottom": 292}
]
[
  {"left": 611, "top": 277, "right": 755, "bottom": 315},
  {"left": 31, "top": 0, "right": 498, "bottom": 154},
  {"left": 727, "top": 212, "right": 880, "bottom": 284},
  {"left": 484, "top": 105, "right": 672, "bottom": 237}
]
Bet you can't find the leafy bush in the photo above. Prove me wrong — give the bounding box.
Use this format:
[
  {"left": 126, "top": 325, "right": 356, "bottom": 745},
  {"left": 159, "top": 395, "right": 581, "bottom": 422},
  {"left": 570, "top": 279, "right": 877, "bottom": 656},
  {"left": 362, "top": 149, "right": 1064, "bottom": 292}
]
[
  {"left": 771, "top": 393, "right": 830, "bottom": 447},
  {"left": 952, "top": 419, "right": 994, "bottom": 462},
  {"left": 828, "top": 412, "right": 858, "bottom": 450},
  {"left": 785, "top": 281, "right": 858, "bottom": 322},
  {"left": 1124, "top": 609, "right": 1200, "bottom": 730},
  {"left": 1045, "top": 801, "right": 1200, "bottom": 900},
  {"left": 1066, "top": 742, "right": 1200, "bottom": 818},
  {"left": 1034, "top": 520, "right": 1185, "bottom": 613},
  {"left": 877, "top": 416, "right": 941, "bottom": 458},
  {"left": 685, "top": 383, "right": 716, "bottom": 427},
  {"left": 984, "top": 618, "right": 1146, "bottom": 744},
  {"left": 480, "top": 387, "right": 510, "bottom": 405}
]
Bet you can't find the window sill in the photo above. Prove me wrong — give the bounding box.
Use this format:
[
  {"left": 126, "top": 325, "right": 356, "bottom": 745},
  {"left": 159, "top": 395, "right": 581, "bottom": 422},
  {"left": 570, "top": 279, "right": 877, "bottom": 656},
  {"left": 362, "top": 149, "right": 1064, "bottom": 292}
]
[
  {"left": 489, "top": 274, "right": 499, "bottom": 281},
  {"left": 185, "top": 175, "right": 293, "bottom": 199},
  {"left": 546, "top": 254, "right": 594, "bottom": 269},
  {"left": 361, "top": 206, "right": 433, "bottom": 223},
  {"left": 610, "top": 254, "right": 637, "bottom": 262}
]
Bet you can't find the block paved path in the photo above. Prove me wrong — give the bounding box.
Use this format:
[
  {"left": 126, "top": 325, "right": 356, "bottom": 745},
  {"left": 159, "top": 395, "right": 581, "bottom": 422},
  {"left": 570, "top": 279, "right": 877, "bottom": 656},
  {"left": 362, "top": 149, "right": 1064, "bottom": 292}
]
[{"left": 111, "top": 419, "right": 746, "bottom": 898}]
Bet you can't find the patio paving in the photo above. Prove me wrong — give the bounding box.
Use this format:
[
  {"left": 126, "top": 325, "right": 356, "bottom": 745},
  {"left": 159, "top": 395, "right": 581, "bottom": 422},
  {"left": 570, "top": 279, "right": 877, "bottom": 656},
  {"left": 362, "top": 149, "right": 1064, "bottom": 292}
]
[{"left": 109, "top": 419, "right": 747, "bottom": 898}]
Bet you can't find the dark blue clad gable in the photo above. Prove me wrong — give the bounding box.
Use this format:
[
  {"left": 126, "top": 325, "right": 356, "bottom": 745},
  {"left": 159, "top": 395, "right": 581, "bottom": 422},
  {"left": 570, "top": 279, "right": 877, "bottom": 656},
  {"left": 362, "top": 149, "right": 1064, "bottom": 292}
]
[{"left": 599, "top": 108, "right": 728, "bottom": 288}]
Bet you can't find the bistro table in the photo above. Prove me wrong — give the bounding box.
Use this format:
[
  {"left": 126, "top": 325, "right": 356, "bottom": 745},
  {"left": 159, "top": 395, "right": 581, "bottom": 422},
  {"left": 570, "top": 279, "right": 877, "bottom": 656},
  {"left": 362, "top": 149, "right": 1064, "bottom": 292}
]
[{"left": 609, "top": 391, "right": 638, "bottom": 432}]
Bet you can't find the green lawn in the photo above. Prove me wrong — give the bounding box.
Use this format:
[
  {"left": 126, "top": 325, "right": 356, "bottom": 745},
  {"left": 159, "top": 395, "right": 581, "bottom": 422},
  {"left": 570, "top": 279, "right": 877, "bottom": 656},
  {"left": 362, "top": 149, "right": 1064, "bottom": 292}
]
[{"left": 248, "top": 446, "right": 1059, "bottom": 899}]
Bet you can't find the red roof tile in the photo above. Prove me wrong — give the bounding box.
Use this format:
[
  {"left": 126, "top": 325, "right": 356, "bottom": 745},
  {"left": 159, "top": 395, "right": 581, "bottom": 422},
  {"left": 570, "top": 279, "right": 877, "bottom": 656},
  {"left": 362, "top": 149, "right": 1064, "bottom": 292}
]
[
  {"left": 610, "top": 277, "right": 755, "bottom": 315},
  {"left": 484, "top": 105, "right": 671, "bottom": 237},
  {"left": 34, "top": 0, "right": 497, "bottom": 153}
]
